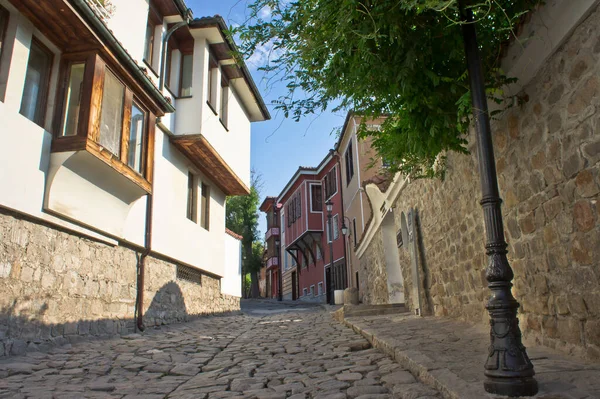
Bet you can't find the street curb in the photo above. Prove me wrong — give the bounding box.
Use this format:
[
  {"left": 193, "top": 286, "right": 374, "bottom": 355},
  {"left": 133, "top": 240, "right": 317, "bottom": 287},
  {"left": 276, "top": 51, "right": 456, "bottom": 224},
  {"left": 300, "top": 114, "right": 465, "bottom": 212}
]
[{"left": 340, "top": 317, "right": 491, "bottom": 399}]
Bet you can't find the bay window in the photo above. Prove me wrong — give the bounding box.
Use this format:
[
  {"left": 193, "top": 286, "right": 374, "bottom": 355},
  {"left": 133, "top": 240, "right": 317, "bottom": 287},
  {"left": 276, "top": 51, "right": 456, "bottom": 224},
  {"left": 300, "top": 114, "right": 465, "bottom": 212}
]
[{"left": 52, "top": 53, "right": 156, "bottom": 192}]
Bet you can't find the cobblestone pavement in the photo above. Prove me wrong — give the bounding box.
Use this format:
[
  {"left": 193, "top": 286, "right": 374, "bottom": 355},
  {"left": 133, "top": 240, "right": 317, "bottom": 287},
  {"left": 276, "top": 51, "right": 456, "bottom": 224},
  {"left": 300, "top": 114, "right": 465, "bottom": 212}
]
[
  {"left": 0, "top": 300, "right": 442, "bottom": 399},
  {"left": 343, "top": 313, "right": 600, "bottom": 399}
]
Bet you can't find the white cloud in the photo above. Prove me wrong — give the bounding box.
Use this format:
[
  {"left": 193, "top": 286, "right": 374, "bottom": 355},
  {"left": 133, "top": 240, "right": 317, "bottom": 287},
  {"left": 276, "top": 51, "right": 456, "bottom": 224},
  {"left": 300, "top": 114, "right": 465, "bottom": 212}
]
[{"left": 258, "top": 5, "right": 272, "bottom": 19}]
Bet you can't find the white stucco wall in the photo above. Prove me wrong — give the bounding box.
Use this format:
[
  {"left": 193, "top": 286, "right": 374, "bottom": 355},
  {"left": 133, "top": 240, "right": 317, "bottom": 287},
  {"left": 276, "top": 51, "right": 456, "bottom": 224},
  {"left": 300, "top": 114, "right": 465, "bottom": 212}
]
[
  {"left": 151, "top": 128, "right": 227, "bottom": 277},
  {"left": 105, "top": 0, "right": 149, "bottom": 64},
  {"left": 222, "top": 234, "right": 242, "bottom": 297}
]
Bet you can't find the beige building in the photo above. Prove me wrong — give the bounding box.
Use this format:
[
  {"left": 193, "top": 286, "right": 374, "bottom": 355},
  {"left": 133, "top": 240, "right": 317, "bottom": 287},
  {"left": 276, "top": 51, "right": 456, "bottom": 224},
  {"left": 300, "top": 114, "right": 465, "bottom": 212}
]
[{"left": 334, "top": 113, "right": 389, "bottom": 301}]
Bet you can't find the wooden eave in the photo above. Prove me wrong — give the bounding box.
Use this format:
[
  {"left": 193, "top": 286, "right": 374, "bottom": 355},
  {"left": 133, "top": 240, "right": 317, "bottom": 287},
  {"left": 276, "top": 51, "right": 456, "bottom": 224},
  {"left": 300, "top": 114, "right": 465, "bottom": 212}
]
[{"left": 170, "top": 134, "right": 250, "bottom": 196}]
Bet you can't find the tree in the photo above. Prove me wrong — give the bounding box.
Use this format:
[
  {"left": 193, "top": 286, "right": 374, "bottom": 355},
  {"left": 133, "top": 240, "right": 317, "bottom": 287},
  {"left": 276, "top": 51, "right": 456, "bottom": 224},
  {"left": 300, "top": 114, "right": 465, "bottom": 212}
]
[
  {"left": 226, "top": 172, "right": 263, "bottom": 298},
  {"left": 233, "top": 0, "right": 539, "bottom": 178}
]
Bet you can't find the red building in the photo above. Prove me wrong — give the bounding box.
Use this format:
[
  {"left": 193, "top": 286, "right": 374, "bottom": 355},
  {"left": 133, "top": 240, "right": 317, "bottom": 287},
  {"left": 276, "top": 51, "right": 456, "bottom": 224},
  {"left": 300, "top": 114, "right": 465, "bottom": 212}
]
[
  {"left": 259, "top": 197, "right": 281, "bottom": 299},
  {"left": 273, "top": 152, "right": 347, "bottom": 304}
]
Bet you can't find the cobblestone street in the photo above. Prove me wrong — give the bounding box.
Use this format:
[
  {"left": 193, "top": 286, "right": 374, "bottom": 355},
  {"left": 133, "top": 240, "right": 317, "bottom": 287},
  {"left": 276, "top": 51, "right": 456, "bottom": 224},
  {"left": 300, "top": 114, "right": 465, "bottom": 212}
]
[{"left": 0, "top": 301, "right": 441, "bottom": 399}]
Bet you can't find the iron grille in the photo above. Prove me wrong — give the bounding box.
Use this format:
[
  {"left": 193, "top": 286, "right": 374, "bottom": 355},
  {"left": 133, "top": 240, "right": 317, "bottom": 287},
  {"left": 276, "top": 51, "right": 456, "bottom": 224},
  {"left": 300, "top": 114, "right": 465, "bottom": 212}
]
[{"left": 176, "top": 264, "right": 202, "bottom": 285}]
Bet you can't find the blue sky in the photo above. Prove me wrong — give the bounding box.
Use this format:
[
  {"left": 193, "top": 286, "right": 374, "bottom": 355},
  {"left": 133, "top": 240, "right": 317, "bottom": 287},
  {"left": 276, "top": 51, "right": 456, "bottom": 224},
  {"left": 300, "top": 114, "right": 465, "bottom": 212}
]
[{"left": 187, "top": 0, "right": 345, "bottom": 236}]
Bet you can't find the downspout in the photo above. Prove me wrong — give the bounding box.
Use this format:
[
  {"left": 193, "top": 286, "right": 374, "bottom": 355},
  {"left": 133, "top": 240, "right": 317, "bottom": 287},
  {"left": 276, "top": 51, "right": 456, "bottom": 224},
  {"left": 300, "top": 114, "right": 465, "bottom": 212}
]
[
  {"left": 135, "top": 192, "right": 153, "bottom": 332},
  {"left": 158, "top": 19, "right": 190, "bottom": 91}
]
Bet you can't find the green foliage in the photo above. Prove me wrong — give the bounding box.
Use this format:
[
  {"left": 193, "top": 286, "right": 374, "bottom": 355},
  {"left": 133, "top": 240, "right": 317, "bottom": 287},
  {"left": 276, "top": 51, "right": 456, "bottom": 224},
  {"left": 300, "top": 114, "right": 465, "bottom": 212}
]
[
  {"left": 233, "top": 0, "right": 539, "bottom": 178},
  {"left": 226, "top": 172, "right": 263, "bottom": 273}
]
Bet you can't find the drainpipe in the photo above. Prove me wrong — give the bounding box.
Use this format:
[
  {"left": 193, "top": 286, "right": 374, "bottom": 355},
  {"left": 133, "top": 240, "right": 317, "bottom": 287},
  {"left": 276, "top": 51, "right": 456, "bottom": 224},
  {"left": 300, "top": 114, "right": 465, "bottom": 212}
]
[
  {"left": 135, "top": 191, "right": 153, "bottom": 332},
  {"left": 158, "top": 20, "right": 190, "bottom": 91}
]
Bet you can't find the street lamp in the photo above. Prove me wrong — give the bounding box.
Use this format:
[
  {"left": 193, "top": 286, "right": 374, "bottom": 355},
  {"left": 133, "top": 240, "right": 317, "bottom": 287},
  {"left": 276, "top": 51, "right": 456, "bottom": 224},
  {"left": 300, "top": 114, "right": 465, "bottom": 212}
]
[
  {"left": 325, "top": 199, "right": 334, "bottom": 305},
  {"left": 275, "top": 237, "right": 282, "bottom": 301},
  {"left": 459, "top": 2, "right": 537, "bottom": 396}
]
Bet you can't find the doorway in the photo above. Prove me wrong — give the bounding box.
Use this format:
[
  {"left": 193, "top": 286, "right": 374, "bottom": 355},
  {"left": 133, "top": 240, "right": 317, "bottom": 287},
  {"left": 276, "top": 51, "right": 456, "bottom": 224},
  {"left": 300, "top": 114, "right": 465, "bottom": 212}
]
[
  {"left": 291, "top": 271, "right": 297, "bottom": 300},
  {"left": 381, "top": 210, "right": 405, "bottom": 303},
  {"left": 325, "top": 266, "right": 333, "bottom": 304}
]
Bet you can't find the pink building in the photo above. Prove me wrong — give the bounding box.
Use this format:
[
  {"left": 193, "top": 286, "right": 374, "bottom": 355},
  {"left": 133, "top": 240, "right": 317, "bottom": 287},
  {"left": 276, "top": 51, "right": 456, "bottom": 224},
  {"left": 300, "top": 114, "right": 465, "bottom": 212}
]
[{"left": 274, "top": 152, "right": 347, "bottom": 304}]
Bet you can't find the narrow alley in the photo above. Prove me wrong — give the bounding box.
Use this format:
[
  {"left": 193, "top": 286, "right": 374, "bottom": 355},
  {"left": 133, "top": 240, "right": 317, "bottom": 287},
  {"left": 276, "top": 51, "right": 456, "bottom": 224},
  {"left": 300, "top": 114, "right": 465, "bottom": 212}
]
[{"left": 0, "top": 301, "right": 441, "bottom": 399}]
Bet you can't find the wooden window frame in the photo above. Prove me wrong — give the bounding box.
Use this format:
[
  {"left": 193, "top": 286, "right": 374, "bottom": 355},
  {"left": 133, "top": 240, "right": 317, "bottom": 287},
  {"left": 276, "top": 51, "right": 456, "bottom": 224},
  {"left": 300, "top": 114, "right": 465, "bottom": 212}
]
[
  {"left": 51, "top": 53, "right": 156, "bottom": 194},
  {"left": 206, "top": 53, "right": 218, "bottom": 109},
  {"left": 20, "top": 37, "right": 54, "bottom": 126}
]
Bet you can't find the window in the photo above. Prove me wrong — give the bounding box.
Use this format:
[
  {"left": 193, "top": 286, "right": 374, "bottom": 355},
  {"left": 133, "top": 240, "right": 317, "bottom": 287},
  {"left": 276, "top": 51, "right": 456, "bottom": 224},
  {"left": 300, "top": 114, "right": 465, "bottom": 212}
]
[
  {"left": 303, "top": 288, "right": 307, "bottom": 297},
  {"left": 316, "top": 244, "right": 321, "bottom": 260},
  {"left": 128, "top": 103, "right": 146, "bottom": 173},
  {"left": 323, "top": 167, "right": 337, "bottom": 199},
  {"left": 326, "top": 219, "right": 331, "bottom": 243},
  {"left": 144, "top": 22, "right": 154, "bottom": 64},
  {"left": 345, "top": 141, "right": 354, "bottom": 185},
  {"left": 318, "top": 282, "right": 323, "bottom": 296},
  {"left": 310, "top": 285, "right": 315, "bottom": 297},
  {"left": 220, "top": 84, "right": 228, "bottom": 129},
  {"left": 311, "top": 184, "right": 322, "bottom": 212},
  {"left": 207, "top": 56, "right": 217, "bottom": 108},
  {"left": 20, "top": 39, "right": 53, "bottom": 126},
  {"left": 353, "top": 218, "right": 357, "bottom": 246},
  {"left": 333, "top": 215, "right": 339, "bottom": 240},
  {"left": 180, "top": 53, "right": 193, "bottom": 97},
  {"left": 53, "top": 53, "right": 154, "bottom": 191},
  {"left": 186, "top": 172, "right": 197, "bottom": 222},
  {"left": 281, "top": 212, "right": 285, "bottom": 233},
  {"left": 0, "top": 6, "right": 9, "bottom": 65},
  {"left": 99, "top": 69, "right": 125, "bottom": 156},
  {"left": 61, "top": 63, "right": 85, "bottom": 136},
  {"left": 287, "top": 192, "right": 302, "bottom": 226},
  {"left": 201, "top": 183, "right": 210, "bottom": 230}
]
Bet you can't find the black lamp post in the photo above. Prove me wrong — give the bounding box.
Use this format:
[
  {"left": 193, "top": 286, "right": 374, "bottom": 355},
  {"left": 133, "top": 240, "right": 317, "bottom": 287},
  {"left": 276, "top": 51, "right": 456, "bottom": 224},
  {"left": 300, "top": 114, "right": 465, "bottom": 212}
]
[
  {"left": 326, "top": 200, "right": 334, "bottom": 305},
  {"left": 275, "top": 237, "right": 282, "bottom": 301},
  {"left": 460, "top": 2, "right": 537, "bottom": 396},
  {"left": 340, "top": 217, "right": 351, "bottom": 288}
]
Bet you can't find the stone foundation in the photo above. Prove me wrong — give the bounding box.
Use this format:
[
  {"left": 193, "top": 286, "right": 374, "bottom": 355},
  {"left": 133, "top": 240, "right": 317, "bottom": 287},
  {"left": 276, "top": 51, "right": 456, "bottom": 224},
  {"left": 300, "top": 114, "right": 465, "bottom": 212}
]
[
  {"left": 359, "top": 5, "right": 600, "bottom": 360},
  {"left": 0, "top": 209, "right": 240, "bottom": 357}
]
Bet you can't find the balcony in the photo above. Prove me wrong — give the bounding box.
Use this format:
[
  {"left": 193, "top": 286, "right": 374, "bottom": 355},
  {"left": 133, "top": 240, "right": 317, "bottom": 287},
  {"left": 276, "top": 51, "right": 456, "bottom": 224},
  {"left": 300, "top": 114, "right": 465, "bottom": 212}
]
[
  {"left": 266, "top": 256, "right": 279, "bottom": 269},
  {"left": 265, "top": 227, "right": 280, "bottom": 241}
]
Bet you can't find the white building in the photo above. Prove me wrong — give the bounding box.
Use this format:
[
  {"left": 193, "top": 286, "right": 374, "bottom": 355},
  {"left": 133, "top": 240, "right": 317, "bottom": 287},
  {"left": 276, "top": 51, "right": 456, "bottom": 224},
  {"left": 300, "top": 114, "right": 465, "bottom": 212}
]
[{"left": 0, "top": 0, "right": 268, "bottom": 355}]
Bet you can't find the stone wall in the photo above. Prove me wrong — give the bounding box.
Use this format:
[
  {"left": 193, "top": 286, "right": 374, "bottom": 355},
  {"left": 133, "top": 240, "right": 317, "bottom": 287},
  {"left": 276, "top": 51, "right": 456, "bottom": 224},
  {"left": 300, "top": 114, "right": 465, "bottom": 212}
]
[
  {"left": 360, "top": 4, "right": 600, "bottom": 360},
  {"left": 0, "top": 209, "right": 239, "bottom": 357}
]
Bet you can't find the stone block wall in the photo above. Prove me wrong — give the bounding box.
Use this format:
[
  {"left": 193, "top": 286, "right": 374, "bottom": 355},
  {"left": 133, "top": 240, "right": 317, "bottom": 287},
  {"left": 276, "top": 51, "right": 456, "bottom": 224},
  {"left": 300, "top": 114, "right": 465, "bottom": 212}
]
[
  {"left": 359, "top": 5, "right": 600, "bottom": 360},
  {"left": 0, "top": 209, "right": 240, "bottom": 357}
]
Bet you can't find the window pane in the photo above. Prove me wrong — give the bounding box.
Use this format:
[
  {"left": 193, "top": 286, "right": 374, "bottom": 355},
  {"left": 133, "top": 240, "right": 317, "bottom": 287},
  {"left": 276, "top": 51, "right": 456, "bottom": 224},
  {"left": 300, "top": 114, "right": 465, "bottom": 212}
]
[
  {"left": 144, "top": 23, "right": 153, "bottom": 62},
  {"left": 180, "top": 54, "right": 193, "bottom": 97},
  {"left": 201, "top": 183, "right": 210, "bottom": 230},
  {"left": 0, "top": 7, "right": 8, "bottom": 60},
  {"left": 220, "top": 85, "right": 228, "bottom": 127},
  {"left": 187, "top": 172, "right": 197, "bottom": 222},
  {"left": 128, "top": 103, "right": 145, "bottom": 173},
  {"left": 99, "top": 70, "right": 124, "bottom": 156},
  {"left": 20, "top": 40, "right": 52, "bottom": 125},
  {"left": 61, "top": 63, "right": 85, "bottom": 136}
]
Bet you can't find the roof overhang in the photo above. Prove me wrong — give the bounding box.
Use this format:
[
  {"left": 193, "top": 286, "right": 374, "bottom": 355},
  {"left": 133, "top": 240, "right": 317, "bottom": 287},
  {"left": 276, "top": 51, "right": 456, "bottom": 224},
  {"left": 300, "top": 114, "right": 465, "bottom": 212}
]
[
  {"left": 189, "top": 16, "right": 270, "bottom": 122},
  {"left": 170, "top": 134, "right": 250, "bottom": 196}
]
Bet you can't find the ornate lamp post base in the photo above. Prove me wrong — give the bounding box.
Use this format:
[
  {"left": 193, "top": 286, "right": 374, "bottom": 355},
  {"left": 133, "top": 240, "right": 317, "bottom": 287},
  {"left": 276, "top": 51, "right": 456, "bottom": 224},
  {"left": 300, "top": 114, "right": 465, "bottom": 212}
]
[{"left": 459, "top": 1, "right": 538, "bottom": 396}]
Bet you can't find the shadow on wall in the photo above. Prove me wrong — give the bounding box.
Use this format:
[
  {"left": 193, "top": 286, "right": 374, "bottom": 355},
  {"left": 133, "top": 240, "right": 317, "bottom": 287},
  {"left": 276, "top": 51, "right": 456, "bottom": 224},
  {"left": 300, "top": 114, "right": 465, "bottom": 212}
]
[{"left": 0, "top": 281, "right": 191, "bottom": 357}]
